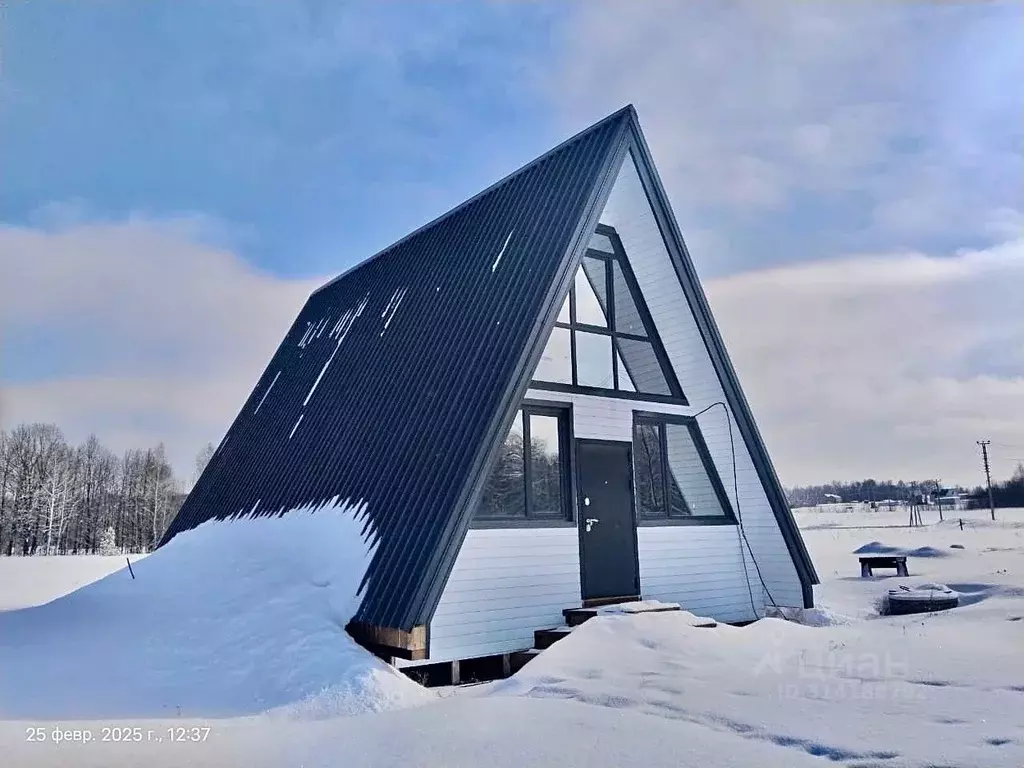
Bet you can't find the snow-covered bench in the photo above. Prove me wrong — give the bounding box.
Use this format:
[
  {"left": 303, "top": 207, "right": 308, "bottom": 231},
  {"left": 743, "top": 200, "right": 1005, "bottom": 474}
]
[{"left": 859, "top": 555, "right": 909, "bottom": 577}]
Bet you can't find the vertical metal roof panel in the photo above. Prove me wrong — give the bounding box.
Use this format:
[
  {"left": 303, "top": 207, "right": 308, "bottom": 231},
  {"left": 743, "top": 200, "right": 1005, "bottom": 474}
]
[{"left": 161, "top": 108, "right": 632, "bottom": 630}]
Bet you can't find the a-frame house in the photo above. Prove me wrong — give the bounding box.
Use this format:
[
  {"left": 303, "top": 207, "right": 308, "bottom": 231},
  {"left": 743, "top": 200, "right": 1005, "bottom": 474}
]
[{"left": 162, "top": 105, "right": 818, "bottom": 664}]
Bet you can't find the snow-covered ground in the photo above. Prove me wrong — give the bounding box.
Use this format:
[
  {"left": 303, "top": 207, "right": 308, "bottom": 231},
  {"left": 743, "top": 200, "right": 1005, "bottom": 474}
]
[
  {"left": 2, "top": 505, "right": 1022, "bottom": 767},
  {"left": 0, "top": 554, "right": 146, "bottom": 612},
  {"left": 0, "top": 499, "right": 430, "bottom": 722}
]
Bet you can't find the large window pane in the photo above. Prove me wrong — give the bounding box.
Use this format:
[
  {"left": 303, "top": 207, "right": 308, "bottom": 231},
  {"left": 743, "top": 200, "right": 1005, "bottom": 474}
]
[
  {"left": 528, "top": 414, "right": 563, "bottom": 517},
  {"left": 616, "top": 351, "right": 636, "bottom": 392},
  {"left": 589, "top": 231, "right": 615, "bottom": 254},
  {"left": 667, "top": 472, "right": 692, "bottom": 517},
  {"left": 665, "top": 424, "right": 727, "bottom": 517},
  {"left": 617, "top": 337, "right": 671, "bottom": 395},
  {"left": 557, "top": 292, "right": 570, "bottom": 324},
  {"left": 575, "top": 331, "right": 614, "bottom": 388},
  {"left": 633, "top": 422, "right": 664, "bottom": 518},
  {"left": 479, "top": 412, "right": 526, "bottom": 518},
  {"left": 612, "top": 261, "right": 645, "bottom": 336},
  {"left": 574, "top": 260, "right": 608, "bottom": 328},
  {"left": 534, "top": 327, "right": 572, "bottom": 384},
  {"left": 582, "top": 256, "right": 610, "bottom": 318}
]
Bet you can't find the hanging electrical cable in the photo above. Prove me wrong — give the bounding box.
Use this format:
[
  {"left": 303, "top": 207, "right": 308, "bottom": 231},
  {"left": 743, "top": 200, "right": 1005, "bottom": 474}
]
[{"left": 692, "top": 401, "right": 779, "bottom": 615}]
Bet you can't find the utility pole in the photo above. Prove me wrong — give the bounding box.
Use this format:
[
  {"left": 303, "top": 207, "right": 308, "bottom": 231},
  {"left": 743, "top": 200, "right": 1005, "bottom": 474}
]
[{"left": 977, "top": 440, "right": 995, "bottom": 521}]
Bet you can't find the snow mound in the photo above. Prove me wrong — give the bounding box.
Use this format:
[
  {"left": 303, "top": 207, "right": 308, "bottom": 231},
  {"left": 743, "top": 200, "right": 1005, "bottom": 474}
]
[
  {"left": 764, "top": 605, "right": 853, "bottom": 627},
  {"left": 854, "top": 541, "right": 948, "bottom": 558},
  {"left": 268, "top": 667, "right": 432, "bottom": 722},
  {"left": 0, "top": 497, "right": 433, "bottom": 719},
  {"left": 594, "top": 602, "right": 717, "bottom": 627}
]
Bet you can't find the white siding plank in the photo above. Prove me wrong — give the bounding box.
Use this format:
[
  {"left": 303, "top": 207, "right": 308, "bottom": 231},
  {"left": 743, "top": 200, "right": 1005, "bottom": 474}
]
[
  {"left": 637, "top": 526, "right": 760, "bottom": 622},
  {"left": 427, "top": 528, "right": 580, "bottom": 662}
]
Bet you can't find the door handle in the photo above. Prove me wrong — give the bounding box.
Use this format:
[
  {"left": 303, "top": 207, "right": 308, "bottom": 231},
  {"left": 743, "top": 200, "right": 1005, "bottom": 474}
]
[{"left": 585, "top": 518, "right": 599, "bottom": 532}]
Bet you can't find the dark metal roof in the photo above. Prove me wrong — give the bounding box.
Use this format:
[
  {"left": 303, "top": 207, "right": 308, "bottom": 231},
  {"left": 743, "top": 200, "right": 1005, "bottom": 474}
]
[
  {"left": 162, "top": 104, "right": 818, "bottom": 632},
  {"left": 161, "top": 106, "right": 634, "bottom": 630}
]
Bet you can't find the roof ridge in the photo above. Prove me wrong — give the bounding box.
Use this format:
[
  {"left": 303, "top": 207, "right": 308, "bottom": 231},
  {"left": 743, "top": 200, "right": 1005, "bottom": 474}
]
[{"left": 311, "top": 105, "right": 635, "bottom": 297}]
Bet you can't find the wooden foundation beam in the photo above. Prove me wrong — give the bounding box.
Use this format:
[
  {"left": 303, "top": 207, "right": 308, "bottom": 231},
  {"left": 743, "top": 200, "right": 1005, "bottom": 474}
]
[{"left": 347, "top": 621, "right": 428, "bottom": 661}]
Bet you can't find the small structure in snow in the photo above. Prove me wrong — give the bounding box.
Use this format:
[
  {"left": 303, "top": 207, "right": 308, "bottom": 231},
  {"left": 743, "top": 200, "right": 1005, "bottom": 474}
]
[{"left": 885, "top": 584, "right": 960, "bottom": 616}]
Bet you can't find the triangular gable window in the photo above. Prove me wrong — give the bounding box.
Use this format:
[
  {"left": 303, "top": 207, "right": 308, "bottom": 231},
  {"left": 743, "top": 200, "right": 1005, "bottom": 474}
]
[{"left": 533, "top": 226, "right": 684, "bottom": 400}]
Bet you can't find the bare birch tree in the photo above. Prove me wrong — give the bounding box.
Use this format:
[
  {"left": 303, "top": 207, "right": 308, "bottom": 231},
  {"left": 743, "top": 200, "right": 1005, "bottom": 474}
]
[{"left": 0, "top": 424, "right": 186, "bottom": 556}]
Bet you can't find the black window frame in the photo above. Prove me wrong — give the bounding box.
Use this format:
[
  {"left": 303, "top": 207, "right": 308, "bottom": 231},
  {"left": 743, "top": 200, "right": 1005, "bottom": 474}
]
[
  {"left": 631, "top": 412, "right": 736, "bottom": 527},
  {"left": 473, "top": 402, "right": 576, "bottom": 529},
  {"left": 531, "top": 225, "right": 688, "bottom": 406}
]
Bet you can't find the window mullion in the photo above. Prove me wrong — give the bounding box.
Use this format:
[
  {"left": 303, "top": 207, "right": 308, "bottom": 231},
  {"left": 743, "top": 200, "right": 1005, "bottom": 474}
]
[
  {"left": 661, "top": 424, "right": 670, "bottom": 517},
  {"left": 609, "top": 258, "right": 618, "bottom": 390},
  {"left": 522, "top": 411, "right": 532, "bottom": 519},
  {"left": 561, "top": 413, "right": 571, "bottom": 521},
  {"left": 607, "top": 256, "right": 617, "bottom": 330},
  {"left": 569, "top": 332, "right": 578, "bottom": 387},
  {"left": 612, "top": 342, "right": 619, "bottom": 390},
  {"left": 568, "top": 277, "right": 578, "bottom": 386},
  {"left": 569, "top": 275, "right": 576, "bottom": 325}
]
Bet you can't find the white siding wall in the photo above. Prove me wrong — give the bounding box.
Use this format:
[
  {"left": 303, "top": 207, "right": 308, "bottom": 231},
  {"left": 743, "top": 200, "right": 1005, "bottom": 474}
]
[
  {"left": 637, "top": 526, "right": 762, "bottom": 624},
  {"left": 598, "top": 150, "right": 804, "bottom": 610},
  {"left": 525, "top": 389, "right": 766, "bottom": 624},
  {"left": 426, "top": 527, "right": 580, "bottom": 661}
]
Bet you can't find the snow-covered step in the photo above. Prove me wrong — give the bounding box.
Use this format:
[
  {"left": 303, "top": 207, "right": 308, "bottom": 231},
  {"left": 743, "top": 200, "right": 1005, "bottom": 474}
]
[{"left": 563, "top": 599, "right": 686, "bottom": 627}]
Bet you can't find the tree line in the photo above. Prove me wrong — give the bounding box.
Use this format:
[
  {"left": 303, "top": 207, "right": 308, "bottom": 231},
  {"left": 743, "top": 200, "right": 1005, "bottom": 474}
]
[
  {"left": 787, "top": 468, "right": 1024, "bottom": 510},
  {"left": 5, "top": 418, "right": 1021, "bottom": 555},
  {"left": 785, "top": 478, "right": 947, "bottom": 508},
  {"left": 0, "top": 423, "right": 213, "bottom": 557},
  {"left": 969, "top": 463, "right": 1024, "bottom": 509}
]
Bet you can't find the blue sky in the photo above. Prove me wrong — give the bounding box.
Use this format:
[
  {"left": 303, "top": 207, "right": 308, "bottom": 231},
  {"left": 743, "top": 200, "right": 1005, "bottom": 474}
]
[
  {"left": 2, "top": 1, "right": 567, "bottom": 277},
  {"left": 2, "top": 1, "right": 1022, "bottom": 485}
]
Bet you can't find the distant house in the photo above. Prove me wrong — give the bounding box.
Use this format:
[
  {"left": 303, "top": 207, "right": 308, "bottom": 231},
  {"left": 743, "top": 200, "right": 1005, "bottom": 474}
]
[
  {"left": 823, "top": 493, "right": 842, "bottom": 503},
  {"left": 161, "top": 106, "right": 818, "bottom": 665},
  {"left": 935, "top": 488, "right": 963, "bottom": 511}
]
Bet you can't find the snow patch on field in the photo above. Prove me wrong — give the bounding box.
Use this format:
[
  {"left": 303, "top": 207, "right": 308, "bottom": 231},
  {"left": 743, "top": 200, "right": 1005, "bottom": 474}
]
[
  {"left": 855, "top": 540, "right": 950, "bottom": 558},
  {"left": 0, "top": 497, "right": 433, "bottom": 719},
  {"left": 0, "top": 554, "right": 146, "bottom": 612}
]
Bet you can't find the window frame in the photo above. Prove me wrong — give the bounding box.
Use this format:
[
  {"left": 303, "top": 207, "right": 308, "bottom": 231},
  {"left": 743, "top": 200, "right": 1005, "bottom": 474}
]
[
  {"left": 473, "top": 401, "right": 576, "bottom": 529},
  {"left": 531, "top": 225, "right": 688, "bottom": 405},
  {"left": 631, "top": 412, "right": 737, "bottom": 527}
]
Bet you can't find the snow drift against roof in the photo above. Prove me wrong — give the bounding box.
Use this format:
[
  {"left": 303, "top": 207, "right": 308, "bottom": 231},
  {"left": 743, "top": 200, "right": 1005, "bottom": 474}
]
[{"left": 0, "top": 497, "right": 432, "bottom": 719}]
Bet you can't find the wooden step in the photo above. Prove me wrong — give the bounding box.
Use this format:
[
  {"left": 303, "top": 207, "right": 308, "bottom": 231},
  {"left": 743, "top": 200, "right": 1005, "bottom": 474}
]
[
  {"left": 563, "top": 600, "right": 683, "bottom": 627},
  {"left": 533, "top": 626, "right": 573, "bottom": 650},
  {"left": 563, "top": 607, "right": 599, "bottom": 627},
  {"left": 509, "top": 648, "right": 541, "bottom": 673},
  {"left": 581, "top": 594, "right": 640, "bottom": 609}
]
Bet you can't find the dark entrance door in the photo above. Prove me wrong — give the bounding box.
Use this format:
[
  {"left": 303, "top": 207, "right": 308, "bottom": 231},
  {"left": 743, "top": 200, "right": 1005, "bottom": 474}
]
[{"left": 576, "top": 439, "right": 640, "bottom": 602}]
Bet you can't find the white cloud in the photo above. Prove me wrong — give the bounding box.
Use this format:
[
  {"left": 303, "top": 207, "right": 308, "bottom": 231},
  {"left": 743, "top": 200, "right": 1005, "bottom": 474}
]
[
  {"left": 552, "top": 0, "right": 1024, "bottom": 484},
  {"left": 553, "top": 0, "right": 1023, "bottom": 253},
  {"left": 0, "top": 216, "right": 326, "bottom": 476},
  {"left": 3, "top": 216, "right": 1021, "bottom": 489},
  {"left": 707, "top": 236, "right": 1024, "bottom": 486}
]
